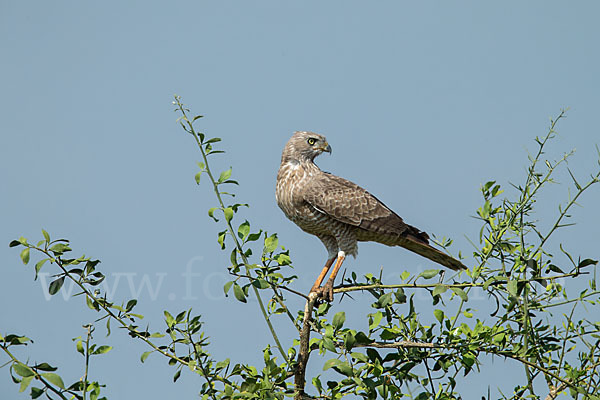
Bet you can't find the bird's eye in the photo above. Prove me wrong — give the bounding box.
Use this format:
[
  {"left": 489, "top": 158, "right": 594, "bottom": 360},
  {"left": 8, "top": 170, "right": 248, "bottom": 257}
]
[{"left": 307, "top": 138, "right": 317, "bottom": 146}]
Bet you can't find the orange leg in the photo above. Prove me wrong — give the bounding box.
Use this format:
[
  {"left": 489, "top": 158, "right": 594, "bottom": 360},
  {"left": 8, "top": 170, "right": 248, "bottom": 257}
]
[
  {"left": 310, "top": 257, "right": 336, "bottom": 293},
  {"left": 321, "top": 252, "right": 346, "bottom": 302}
]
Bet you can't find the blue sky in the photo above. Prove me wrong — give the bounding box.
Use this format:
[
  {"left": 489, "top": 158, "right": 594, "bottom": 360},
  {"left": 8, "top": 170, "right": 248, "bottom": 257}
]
[{"left": 2, "top": 2, "right": 599, "bottom": 398}]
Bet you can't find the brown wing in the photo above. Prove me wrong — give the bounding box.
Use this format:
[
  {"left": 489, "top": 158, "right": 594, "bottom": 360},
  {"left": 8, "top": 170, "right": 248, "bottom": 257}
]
[
  {"left": 303, "top": 172, "right": 426, "bottom": 240},
  {"left": 303, "top": 172, "right": 466, "bottom": 271}
]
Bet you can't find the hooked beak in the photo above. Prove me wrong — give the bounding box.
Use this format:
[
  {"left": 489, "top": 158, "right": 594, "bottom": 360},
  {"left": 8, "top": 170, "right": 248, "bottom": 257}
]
[{"left": 322, "top": 143, "right": 332, "bottom": 154}]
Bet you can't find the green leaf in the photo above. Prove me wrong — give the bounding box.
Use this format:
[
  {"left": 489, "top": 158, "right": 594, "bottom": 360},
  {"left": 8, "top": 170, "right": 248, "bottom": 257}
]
[
  {"left": 4, "top": 335, "right": 30, "bottom": 345},
  {"left": 275, "top": 253, "right": 291, "bottom": 265},
  {"left": 9, "top": 240, "right": 22, "bottom": 247},
  {"left": 251, "top": 279, "right": 269, "bottom": 289},
  {"left": 233, "top": 283, "right": 247, "bottom": 303},
  {"left": 237, "top": 221, "right": 250, "bottom": 240},
  {"left": 224, "top": 207, "right": 234, "bottom": 222},
  {"left": 526, "top": 258, "right": 538, "bottom": 272},
  {"left": 34, "top": 259, "right": 48, "bottom": 278},
  {"left": 93, "top": 345, "right": 112, "bottom": 355},
  {"left": 578, "top": 259, "right": 598, "bottom": 268},
  {"left": 461, "top": 352, "right": 476, "bottom": 369},
  {"left": 332, "top": 312, "right": 346, "bottom": 330},
  {"left": 140, "top": 351, "right": 152, "bottom": 363},
  {"left": 173, "top": 369, "right": 181, "bottom": 382},
  {"left": 126, "top": 299, "right": 137, "bottom": 312},
  {"left": 247, "top": 231, "right": 262, "bottom": 242},
  {"left": 76, "top": 340, "right": 84, "bottom": 355},
  {"left": 351, "top": 352, "right": 368, "bottom": 363},
  {"left": 194, "top": 171, "right": 202, "bottom": 184},
  {"left": 41, "top": 373, "right": 65, "bottom": 389},
  {"left": 344, "top": 331, "right": 356, "bottom": 351},
  {"left": 322, "top": 337, "right": 336, "bottom": 352},
  {"left": 354, "top": 331, "right": 373, "bottom": 345},
  {"left": 493, "top": 332, "right": 505, "bottom": 344},
  {"left": 20, "top": 248, "right": 30, "bottom": 265},
  {"left": 400, "top": 271, "right": 410, "bottom": 280},
  {"left": 48, "top": 277, "right": 65, "bottom": 295},
  {"left": 208, "top": 207, "right": 219, "bottom": 222},
  {"left": 49, "top": 243, "right": 71, "bottom": 255},
  {"left": 86, "top": 295, "right": 99, "bottom": 311},
  {"left": 13, "top": 362, "right": 34, "bottom": 377},
  {"left": 507, "top": 280, "right": 518, "bottom": 297},
  {"left": 323, "top": 359, "right": 340, "bottom": 371},
  {"left": 42, "top": 229, "right": 50, "bottom": 243},
  {"left": 337, "top": 361, "right": 354, "bottom": 376},
  {"left": 229, "top": 248, "right": 238, "bottom": 267},
  {"left": 369, "top": 311, "right": 383, "bottom": 330},
  {"left": 394, "top": 288, "right": 407, "bottom": 304},
  {"left": 164, "top": 311, "right": 175, "bottom": 327},
  {"left": 30, "top": 387, "right": 44, "bottom": 399},
  {"left": 223, "top": 281, "right": 234, "bottom": 295},
  {"left": 419, "top": 269, "right": 440, "bottom": 279},
  {"left": 434, "top": 309, "right": 445, "bottom": 323},
  {"left": 34, "top": 363, "right": 57, "bottom": 372},
  {"left": 174, "top": 310, "right": 185, "bottom": 323},
  {"left": 218, "top": 168, "right": 232, "bottom": 183},
  {"left": 433, "top": 284, "right": 448, "bottom": 297},
  {"left": 376, "top": 292, "right": 393, "bottom": 307},
  {"left": 450, "top": 287, "right": 468, "bottom": 302},
  {"left": 491, "top": 184, "right": 503, "bottom": 197},
  {"left": 325, "top": 359, "right": 353, "bottom": 376},
  {"left": 215, "top": 358, "right": 230, "bottom": 370},
  {"left": 317, "top": 302, "right": 329, "bottom": 315},
  {"left": 217, "top": 230, "right": 226, "bottom": 249},
  {"left": 264, "top": 234, "right": 278, "bottom": 253},
  {"left": 19, "top": 375, "right": 33, "bottom": 392},
  {"left": 547, "top": 264, "right": 564, "bottom": 274},
  {"left": 415, "top": 392, "right": 430, "bottom": 400}
]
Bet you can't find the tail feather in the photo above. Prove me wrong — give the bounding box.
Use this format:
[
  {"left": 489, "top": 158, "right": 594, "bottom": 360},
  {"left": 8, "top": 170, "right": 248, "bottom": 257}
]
[{"left": 399, "top": 237, "right": 467, "bottom": 271}]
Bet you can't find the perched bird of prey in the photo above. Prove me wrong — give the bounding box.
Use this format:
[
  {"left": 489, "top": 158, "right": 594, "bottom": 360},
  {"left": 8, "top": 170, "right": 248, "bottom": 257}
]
[{"left": 275, "top": 131, "right": 466, "bottom": 301}]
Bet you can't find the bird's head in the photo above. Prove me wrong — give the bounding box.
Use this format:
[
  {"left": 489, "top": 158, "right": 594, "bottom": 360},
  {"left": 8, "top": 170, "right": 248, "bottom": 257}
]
[{"left": 281, "top": 131, "right": 332, "bottom": 163}]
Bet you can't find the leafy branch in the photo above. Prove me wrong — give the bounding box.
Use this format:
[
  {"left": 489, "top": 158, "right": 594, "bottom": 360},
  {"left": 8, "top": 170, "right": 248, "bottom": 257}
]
[
  {"left": 173, "top": 96, "right": 289, "bottom": 362},
  {"left": 4, "top": 102, "right": 600, "bottom": 400}
]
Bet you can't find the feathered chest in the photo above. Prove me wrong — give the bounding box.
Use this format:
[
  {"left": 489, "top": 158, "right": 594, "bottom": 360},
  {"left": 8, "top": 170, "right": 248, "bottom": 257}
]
[{"left": 276, "top": 161, "right": 321, "bottom": 220}]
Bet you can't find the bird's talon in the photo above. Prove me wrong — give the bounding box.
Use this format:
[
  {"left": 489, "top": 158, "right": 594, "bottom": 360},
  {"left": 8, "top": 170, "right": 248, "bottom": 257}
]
[
  {"left": 310, "top": 287, "right": 324, "bottom": 299},
  {"left": 309, "top": 286, "right": 336, "bottom": 303},
  {"left": 321, "top": 284, "right": 334, "bottom": 302}
]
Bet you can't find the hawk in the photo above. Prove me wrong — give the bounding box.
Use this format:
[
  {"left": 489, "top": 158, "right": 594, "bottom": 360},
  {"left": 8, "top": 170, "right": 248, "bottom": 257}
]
[{"left": 275, "top": 131, "right": 466, "bottom": 301}]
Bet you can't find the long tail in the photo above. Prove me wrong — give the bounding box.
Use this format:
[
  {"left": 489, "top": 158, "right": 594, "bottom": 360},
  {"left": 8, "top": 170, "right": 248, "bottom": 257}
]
[{"left": 400, "top": 236, "right": 467, "bottom": 271}]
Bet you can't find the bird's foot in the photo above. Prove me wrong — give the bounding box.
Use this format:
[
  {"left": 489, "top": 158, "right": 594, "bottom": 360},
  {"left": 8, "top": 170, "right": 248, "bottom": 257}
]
[{"left": 314, "top": 283, "right": 334, "bottom": 303}]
